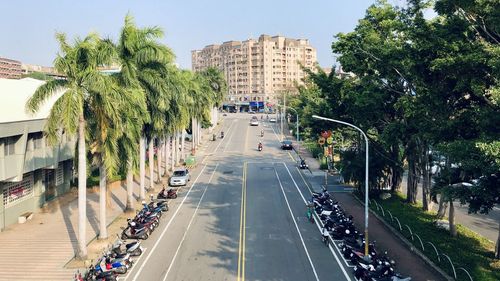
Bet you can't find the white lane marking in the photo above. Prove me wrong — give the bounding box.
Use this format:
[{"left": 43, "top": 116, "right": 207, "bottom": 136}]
[
  {"left": 212, "top": 119, "right": 236, "bottom": 154},
  {"left": 116, "top": 247, "right": 147, "bottom": 280},
  {"left": 274, "top": 167, "right": 320, "bottom": 281},
  {"left": 130, "top": 164, "right": 208, "bottom": 281},
  {"left": 223, "top": 119, "right": 239, "bottom": 153},
  {"left": 162, "top": 164, "right": 219, "bottom": 281},
  {"left": 282, "top": 163, "right": 354, "bottom": 278}
]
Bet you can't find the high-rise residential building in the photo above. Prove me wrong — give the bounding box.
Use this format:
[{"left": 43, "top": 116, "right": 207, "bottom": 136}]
[
  {"left": 192, "top": 34, "right": 317, "bottom": 111},
  {"left": 0, "top": 57, "right": 23, "bottom": 79}
]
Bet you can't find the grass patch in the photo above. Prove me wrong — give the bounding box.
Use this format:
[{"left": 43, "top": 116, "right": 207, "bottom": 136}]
[{"left": 364, "top": 193, "right": 499, "bottom": 281}]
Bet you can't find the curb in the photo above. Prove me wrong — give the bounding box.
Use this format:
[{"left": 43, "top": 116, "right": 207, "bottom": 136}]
[{"left": 351, "top": 195, "right": 454, "bottom": 281}]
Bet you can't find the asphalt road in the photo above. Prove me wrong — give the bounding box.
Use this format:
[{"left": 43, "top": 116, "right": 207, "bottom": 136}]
[{"left": 123, "top": 113, "right": 353, "bottom": 281}]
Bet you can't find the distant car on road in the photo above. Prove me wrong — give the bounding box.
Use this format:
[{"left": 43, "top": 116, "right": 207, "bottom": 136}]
[
  {"left": 169, "top": 168, "right": 190, "bottom": 186},
  {"left": 269, "top": 118, "right": 277, "bottom": 123},
  {"left": 250, "top": 118, "right": 259, "bottom": 126},
  {"left": 248, "top": 111, "right": 256, "bottom": 114},
  {"left": 223, "top": 113, "right": 227, "bottom": 116},
  {"left": 281, "top": 140, "right": 293, "bottom": 150}
]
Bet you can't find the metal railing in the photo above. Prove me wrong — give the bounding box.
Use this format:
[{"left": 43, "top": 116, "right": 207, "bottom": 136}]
[{"left": 372, "top": 198, "right": 474, "bottom": 281}]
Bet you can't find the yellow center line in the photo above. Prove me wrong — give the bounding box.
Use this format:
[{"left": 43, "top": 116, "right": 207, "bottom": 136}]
[
  {"left": 242, "top": 162, "right": 246, "bottom": 281},
  {"left": 287, "top": 151, "right": 295, "bottom": 162},
  {"left": 237, "top": 162, "right": 247, "bottom": 281}
]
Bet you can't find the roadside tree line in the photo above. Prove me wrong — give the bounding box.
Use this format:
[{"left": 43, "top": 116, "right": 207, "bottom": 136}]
[
  {"left": 288, "top": 0, "right": 499, "bottom": 258},
  {"left": 25, "top": 14, "right": 227, "bottom": 259}
]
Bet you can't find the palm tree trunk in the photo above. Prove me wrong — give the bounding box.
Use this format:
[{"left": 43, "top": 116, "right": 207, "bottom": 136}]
[
  {"left": 166, "top": 135, "right": 171, "bottom": 173},
  {"left": 196, "top": 120, "right": 202, "bottom": 145},
  {"left": 99, "top": 164, "right": 108, "bottom": 239},
  {"left": 449, "top": 200, "right": 457, "bottom": 237},
  {"left": 170, "top": 135, "right": 175, "bottom": 170},
  {"left": 192, "top": 118, "right": 196, "bottom": 149},
  {"left": 126, "top": 160, "right": 134, "bottom": 211},
  {"left": 148, "top": 137, "right": 155, "bottom": 190},
  {"left": 174, "top": 132, "right": 180, "bottom": 166},
  {"left": 181, "top": 129, "right": 186, "bottom": 161},
  {"left": 139, "top": 135, "right": 146, "bottom": 200},
  {"left": 163, "top": 136, "right": 168, "bottom": 176},
  {"left": 157, "top": 139, "right": 162, "bottom": 180},
  {"left": 77, "top": 115, "right": 87, "bottom": 259}
]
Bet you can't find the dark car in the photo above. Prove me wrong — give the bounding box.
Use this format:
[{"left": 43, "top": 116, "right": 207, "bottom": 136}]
[{"left": 281, "top": 140, "right": 293, "bottom": 150}]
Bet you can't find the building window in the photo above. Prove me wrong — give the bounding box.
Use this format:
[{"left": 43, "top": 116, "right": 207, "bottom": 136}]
[
  {"left": 56, "top": 165, "right": 64, "bottom": 185},
  {"left": 3, "top": 136, "right": 20, "bottom": 156},
  {"left": 2, "top": 173, "right": 34, "bottom": 207},
  {"left": 30, "top": 132, "right": 44, "bottom": 149}
]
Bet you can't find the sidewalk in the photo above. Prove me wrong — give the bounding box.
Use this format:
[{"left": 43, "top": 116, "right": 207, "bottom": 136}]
[
  {"left": 0, "top": 180, "right": 136, "bottom": 280},
  {"left": 0, "top": 128, "right": 214, "bottom": 281},
  {"left": 292, "top": 141, "right": 446, "bottom": 281}
]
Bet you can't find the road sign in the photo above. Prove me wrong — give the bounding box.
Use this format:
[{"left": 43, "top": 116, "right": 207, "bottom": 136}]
[
  {"left": 318, "top": 137, "right": 325, "bottom": 145},
  {"left": 326, "top": 136, "right": 334, "bottom": 145}
]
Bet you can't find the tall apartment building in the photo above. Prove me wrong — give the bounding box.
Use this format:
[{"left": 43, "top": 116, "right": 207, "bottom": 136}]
[
  {"left": 0, "top": 57, "right": 23, "bottom": 79},
  {"left": 192, "top": 34, "right": 317, "bottom": 111}
]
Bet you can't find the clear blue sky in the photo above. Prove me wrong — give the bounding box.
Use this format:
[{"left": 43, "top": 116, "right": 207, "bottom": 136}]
[{"left": 1, "top": 0, "right": 393, "bottom": 69}]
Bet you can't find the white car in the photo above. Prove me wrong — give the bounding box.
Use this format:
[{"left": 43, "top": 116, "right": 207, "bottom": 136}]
[
  {"left": 169, "top": 168, "right": 190, "bottom": 186},
  {"left": 250, "top": 120, "right": 259, "bottom": 126},
  {"left": 269, "top": 118, "right": 277, "bottom": 123}
]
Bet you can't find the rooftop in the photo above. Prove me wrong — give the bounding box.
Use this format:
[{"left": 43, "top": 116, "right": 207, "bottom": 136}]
[{"left": 0, "top": 78, "right": 63, "bottom": 124}]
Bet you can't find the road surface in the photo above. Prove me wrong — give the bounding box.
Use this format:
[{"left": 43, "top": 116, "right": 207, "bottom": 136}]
[{"left": 123, "top": 113, "right": 353, "bottom": 281}]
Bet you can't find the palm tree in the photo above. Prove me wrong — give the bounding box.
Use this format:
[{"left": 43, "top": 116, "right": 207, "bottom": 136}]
[
  {"left": 26, "top": 32, "right": 113, "bottom": 258},
  {"left": 185, "top": 71, "right": 216, "bottom": 155},
  {"left": 115, "top": 88, "right": 148, "bottom": 211},
  {"left": 114, "top": 14, "right": 174, "bottom": 198},
  {"left": 199, "top": 67, "right": 227, "bottom": 130}
]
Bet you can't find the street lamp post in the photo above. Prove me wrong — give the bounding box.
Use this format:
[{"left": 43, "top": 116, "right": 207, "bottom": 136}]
[{"left": 312, "top": 114, "right": 370, "bottom": 257}]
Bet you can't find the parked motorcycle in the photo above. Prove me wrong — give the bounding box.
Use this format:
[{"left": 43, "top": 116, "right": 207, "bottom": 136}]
[
  {"left": 111, "top": 235, "right": 143, "bottom": 257},
  {"left": 94, "top": 256, "right": 130, "bottom": 275},
  {"left": 158, "top": 187, "right": 178, "bottom": 199},
  {"left": 82, "top": 263, "right": 117, "bottom": 281},
  {"left": 121, "top": 220, "right": 150, "bottom": 240}
]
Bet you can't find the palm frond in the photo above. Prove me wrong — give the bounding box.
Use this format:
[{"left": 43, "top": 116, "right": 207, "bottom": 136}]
[{"left": 25, "top": 79, "right": 68, "bottom": 113}]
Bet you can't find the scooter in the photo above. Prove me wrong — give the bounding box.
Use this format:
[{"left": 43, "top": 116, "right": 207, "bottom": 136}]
[
  {"left": 221, "top": 131, "right": 224, "bottom": 139},
  {"left": 299, "top": 159, "right": 308, "bottom": 169},
  {"left": 258, "top": 143, "right": 263, "bottom": 151},
  {"left": 83, "top": 263, "right": 117, "bottom": 281},
  {"left": 94, "top": 256, "right": 129, "bottom": 275},
  {"left": 112, "top": 235, "right": 143, "bottom": 257},
  {"left": 148, "top": 195, "right": 169, "bottom": 212},
  {"left": 157, "top": 187, "right": 178, "bottom": 199},
  {"left": 121, "top": 220, "right": 150, "bottom": 240},
  {"left": 261, "top": 130, "right": 264, "bottom": 137}
]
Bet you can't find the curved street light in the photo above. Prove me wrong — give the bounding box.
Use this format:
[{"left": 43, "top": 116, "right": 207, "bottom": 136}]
[{"left": 312, "top": 114, "right": 370, "bottom": 257}]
